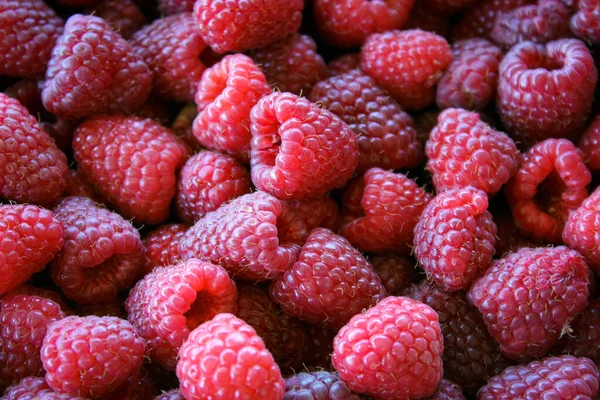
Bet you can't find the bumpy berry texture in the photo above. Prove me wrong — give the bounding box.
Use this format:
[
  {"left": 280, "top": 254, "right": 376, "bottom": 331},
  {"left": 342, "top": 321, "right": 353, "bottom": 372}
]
[
  {"left": 130, "top": 13, "right": 206, "bottom": 103},
  {"left": 277, "top": 196, "right": 339, "bottom": 245},
  {"left": 176, "top": 313, "right": 285, "bottom": 399},
  {"left": 368, "top": 254, "right": 418, "bottom": 296},
  {"left": 340, "top": 168, "right": 433, "bottom": 253},
  {"left": 333, "top": 296, "right": 443, "bottom": 399},
  {"left": 553, "top": 298, "right": 600, "bottom": 366},
  {"left": 87, "top": 0, "right": 145, "bottom": 39},
  {"left": 97, "top": 367, "right": 157, "bottom": 400},
  {"left": 579, "top": 114, "right": 600, "bottom": 171},
  {"left": 158, "top": 0, "right": 195, "bottom": 15},
  {"left": 42, "top": 15, "right": 151, "bottom": 120},
  {"left": 3, "top": 79, "right": 44, "bottom": 117},
  {"left": 61, "top": 168, "right": 101, "bottom": 202},
  {"left": 427, "top": 379, "right": 466, "bottom": 400},
  {"left": 328, "top": 54, "right": 360, "bottom": 76},
  {"left": 497, "top": 39, "right": 597, "bottom": 146},
  {"left": 141, "top": 224, "right": 187, "bottom": 276},
  {"left": 468, "top": 246, "right": 590, "bottom": 361},
  {"left": 193, "top": 0, "right": 303, "bottom": 53},
  {"left": 250, "top": 92, "right": 359, "bottom": 200},
  {"left": 505, "top": 139, "right": 591, "bottom": 243},
  {"left": 126, "top": 259, "right": 237, "bottom": 370},
  {"left": 270, "top": 228, "right": 388, "bottom": 328},
  {"left": 563, "top": 187, "right": 600, "bottom": 272},
  {"left": 1, "top": 376, "right": 86, "bottom": 399},
  {"left": 73, "top": 115, "right": 189, "bottom": 225},
  {"left": 571, "top": 0, "right": 600, "bottom": 44},
  {"left": 283, "top": 371, "right": 360, "bottom": 400},
  {"left": 361, "top": 29, "right": 453, "bottom": 109},
  {"left": 179, "top": 191, "right": 301, "bottom": 280},
  {"left": 308, "top": 69, "right": 421, "bottom": 173}
]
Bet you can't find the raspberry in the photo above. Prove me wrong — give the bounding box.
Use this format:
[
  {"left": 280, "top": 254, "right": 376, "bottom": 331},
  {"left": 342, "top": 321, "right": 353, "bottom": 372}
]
[
  {"left": 426, "top": 108, "right": 519, "bottom": 195},
  {"left": 571, "top": 0, "right": 600, "bottom": 44},
  {"left": 328, "top": 54, "right": 360, "bottom": 76},
  {"left": 436, "top": 39, "right": 503, "bottom": 111},
  {"left": 9, "top": 284, "right": 71, "bottom": 314},
  {"left": 427, "top": 379, "right": 466, "bottom": 400},
  {"left": 563, "top": 187, "right": 600, "bottom": 272},
  {"left": 248, "top": 34, "right": 328, "bottom": 96},
  {"left": 302, "top": 324, "right": 337, "bottom": 370},
  {"left": 141, "top": 224, "right": 188, "bottom": 276},
  {"left": 175, "top": 151, "right": 252, "bottom": 224},
  {"left": 179, "top": 191, "right": 301, "bottom": 280},
  {"left": 50, "top": 196, "right": 143, "bottom": 304},
  {"left": 368, "top": 254, "right": 418, "bottom": 296},
  {"left": 192, "top": 54, "right": 271, "bottom": 162},
  {"left": 87, "top": 0, "right": 146, "bottom": 39},
  {"left": 126, "top": 259, "right": 237, "bottom": 370},
  {"left": 154, "top": 389, "right": 184, "bottom": 400},
  {"left": 0, "top": 1, "right": 63, "bottom": 78},
  {"left": 75, "top": 300, "right": 123, "bottom": 318},
  {"left": 41, "top": 315, "right": 146, "bottom": 397},
  {"left": 277, "top": 196, "right": 339, "bottom": 245},
  {"left": 579, "top": 114, "right": 600, "bottom": 171},
  {"left": 340, "top": 168, "right": 433, "bottom": 253},
  {"left": 2, "top": 376, "right": 86, "bottom": 400},
  {"left": 403, "top": 2, "right": 450, "bottom": 37},
  {"left": 270, "top": 228, "right": 387, "bottom": 328},
  {"left": 283, "top": 371, "right": 360, "bottom": 400},
  {"left": 158, "top": 0, "right": 195, "bottom": 15},
  {"left": 130, "top": 13, "right": 207, "bottom": 103},
  {"left": 468, "top": 246, "right": 591, "bottom": 361},
  {"left": 313, "top": 0, "right": 414, "bottom": 48},
  {"left": 0, "top": 204, "right": 64, "bottom": 295},
  {"left": 493, "top": 210, "right": 537, "bottom": 256},
  {"left": 176, "top": 313, "right": 285, "bottom": 399},
  {"left": 250, "top": 92, "right": 359, "bottom": 200},
  {"left": 73, "top": 115, "right": 189, "bottom": 225},
  {"left": 193, "top": 0, "right": 303, "bottom": 53},
  {"left": 61, "top": 168, "right": 101, "bottom": 202},
  {"left": 42, "top": 15, "right": 151, "bottom": 120},
  {"left": 497, "top": 39, "right": 597, "bottom": 146},
  {"left": 505, "top": 139, "right": 591, "bottom": 243},
  {"left": 97, "top": 367, "right": 157, "bottom": 400},
  {"left": 361, "top": 30, "right": 453, "bottom": 110},
  {"left": 3, "top": 79, "right": 44, "bottom": 117},
  {"left": 553, "top": 298, "right": 600, "bottom": 366},
  {"left": 308, "top": 69, "right": 422, "bottom": 173}
]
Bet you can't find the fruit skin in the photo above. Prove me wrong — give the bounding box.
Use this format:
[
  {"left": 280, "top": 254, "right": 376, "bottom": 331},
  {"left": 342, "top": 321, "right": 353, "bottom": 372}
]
[
  {"left": 468, "top": 246, "right": 590, "bottom": 362},
  {"left": 328, "top": 54, "right": 360, "bottom": 76},
  {"left": 570, "top": 0, "right": 600, "bottom": 44},
  {"left": 278, "top": 196, "right": 340, "bottom": 245},
  {"left": 158, "top": 0, "right": 195, "bottom": 15},
  {"left": 553, "top": 298, "right": 600, "bottom": 366},
  {"left": 283, "top": 371, "right": 360, "bottom": 400},
  {"left": 563, "top": 187, "right": 600, "bottom": 272},
  {"left": 426, "top": 379, "right": 466, "bottom": 400},
  {"left": 578, "top": 114, "right": 600, "bottom": 171},
  {"left": 87, "top": 0, "right": 146, "bottom": 39},
  {"left": 369, "top": 254, "right": 418, "bottom": 296},
  {"left": 1, "top": 376, "right": 87, "bottom": 399},
  {"left": 141, "top": 223, "right": 188, "bottom": 276}
]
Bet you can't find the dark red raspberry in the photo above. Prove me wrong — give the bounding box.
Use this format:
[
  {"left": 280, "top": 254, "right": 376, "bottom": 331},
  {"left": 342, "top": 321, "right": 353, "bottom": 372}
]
[
  {"left": 497, "top": 39, "right": 597, "bottom": 146},
  {"left": 563, "top": 187, "right": 600, "bottom": 272},
  {"left": 426, "top": 379, "right": 466, "bottom": 400},
  {"left": 2, "top": 376, "right": 86, "bottom": 400},
  {"left": 493, "top": 210, "right": 538, "bottom": 257},
  {"left": 176, "top": 313, "right": 285, "bottom": 399},
  {"left": 73, "top": 115, "right": 189, "bottom": 225},
  {"left": 193, "top": 0, "right": 303, "bottom": 53},
  {"left": 193, "top": 54, "right": 271, "bottom": 162},
  {"left": 328, "top": 54, "right": 360, "bottom": 76},
  {"left": 61, "top": 168, "right": 101, "bottom": 202},
  {"left": 413, "top": 108, "right": 441, "bottom": 145},
  {"left": 57, "top": 0, "right": 98, "bottom": 5},
  {"left": 50, "top": 196, "right": 143, "bottom": 304},
  {"left": 40, "top": 118, "right": 75, "bottom": 157},
  {"left": 250, "top": 92, "right": 359, "bottom": 200},
  {"left": 553, "top": 298, "right": 600, "bottom": 366},
  {"left": 154, "top": 389, "right": 184, "bottom": 400},
  {"left": 368, "top": 254, "right": 418, "bottom": 296},
  {"left": 571, "top": 0, "right": 600, "bottom": 44},
  {"left": 158, "top": 0, "right": 195, "bottom": 15},
  {"left": 436, "top": 39, "right": 503, "bottom": 111},
  {"left": 403, "top": 2, "right": 450, "bottom": 37},
  {"left": 283, "top": 371, "right": 360, "bottom": 400},
  {"left": 3, "top": 79, "right": 44, "bottom": 117},
  {"left": 97, "top": 367, "right": 157, "bottom": 400},
  {"left": 278, "top": 196, "right": 339, "bottom": 245},
  {"left": 340, "top": 168, "right": 433, "bottom": 253},
  {"left": 87, "top": 0, "right": 146, "bottom": 39},
  {"left": 469, "top": 246, "right": 590, "bottom": 361},
  {"left": 141, "top": 224, "right": 188, "bottom": 276},
  {"left": 308, "top": 69, "right": 422, "bottom": 173},
  {"left": 302, "top": 324, "right": 337, "bottom": 370},
  {"left": 579, "top": 114, "right": 600, "bottom": 171},
  {"left": 130, "top": 13, "right": 207, "bottom": 103},
  {"left": 179, "top": 191, "right": 301, "bottom": 280},
  {"left": 505, "top": 139, "right": 591, "bottom": 243},
  {"left": 126, "top": 259, "right": 237, "bottom": 370},
  {"left": 75, "top": 300, "right": 123, "bottom": 318},
  {"left": 361, "top": 29, "right": 452, "bottom": 110}
]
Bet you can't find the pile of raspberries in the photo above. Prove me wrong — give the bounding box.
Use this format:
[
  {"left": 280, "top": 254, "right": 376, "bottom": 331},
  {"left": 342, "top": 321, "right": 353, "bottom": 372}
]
[{"left": 4, "top": 0, "right": 600, "bottom": 398}]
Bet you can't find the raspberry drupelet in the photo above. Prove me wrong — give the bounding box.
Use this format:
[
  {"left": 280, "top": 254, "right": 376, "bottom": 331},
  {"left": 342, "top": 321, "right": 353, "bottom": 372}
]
[
  {"left": 578, "top": 114, "right": 600, "bottom": 171},
  {"left": 141, "top": 224, "right": 188, "bottom": 276},
  {"left": 553, "top": 298, "right": 600, "bottom": 366},
  {"left": 283, "top": 371, "right": 360, "bottom": 400},
  {"left": 2, "top": 376, "right": 87, "bottom": 399},
  {"left": 369, "top": 254, "right": 418, "bottom": 296},
  {"left": 86, "top": 0, "right": 146, "bottom": 39},
  {"left": 277, "top": 196, "right": 339, "bottom": 245},
  {"left": 571, "top": 0, "right": 600, "bottom": 44},
  {"left": 3, "top": 79, "right": 44, "bottom": 117},
  {"left": 563, "top": 187, "right": 600, "bottom": 272}
]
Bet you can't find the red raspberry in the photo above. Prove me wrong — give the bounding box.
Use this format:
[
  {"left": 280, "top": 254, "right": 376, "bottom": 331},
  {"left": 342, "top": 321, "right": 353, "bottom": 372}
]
[
  {"left": 97, "top": 367, "right": 157, "bottom": 400},
  {"left": 50, "top": 196, "right": 143, "bottom": 304},
  {"left": 2, "top": 376, "right": 86, "bottom": 400},
  {"left": 73, "top": 115, "right": 189, "bottom": 225},
  {"left": 192, "top": 54, "right": 271, "bottom": 162},
  {"left": 505, "top": 139, "right": 591, "bottom": 243},
  {"left": 553, "top": 298, "right": 600, "bottom": 366},
  {"left": 87, "top": 0, "right": 146, "bottom": 39},
  {"left": 420, "top": 0, "right": 478, "bottom": 14},
  {"left": 361, "top": 29, "right": 452, "bottom": 110},
  {"left": 176, "top": 313, "right": 285, "bottom": 399},
  {"left": 579, "top": 114, "right": 600, "bottom": 171},
  {"left": 328, "top": 54, "right": 360, "bottom": 76},
  {"left": 436, "top": 39, "right": 503, "bottom": 111},
  {"left": 250, "top": 92, "right": 359, "bottom": 200},
  {"left": 340, "top": 168, "right": 433, "bottom": 253},
  {"left": 497, "top": 39, "right": 597, "bottom": 146},
  {"left": 130, "top": 13, "right": 207, "bottom": 103},
  {"left": 126, "top": 259, "right": 237, "bottom": 370},
  {"left": 248, "top": 34, "right": 328, "bottom": 96},
  {"left": 563, "top": 187, "right": 600, "bottom": 272},
  {"left": 278, "top": 196, "right": 340, "bottom": 245},
  {"left": 179, "top": 191, "right": 301, "bottom": 280},
  {"left": 0, "top": 204, "right": 64, "bottom": 295},
  {"left": 3, "top": 79, "right": 44, "bottom": 117},
  {"left": 468, "top": 246, "right": 590, "bottom": 361},
  {"left": 403, "top": 2, "right": 450, "bottom": 37},
  {"left": 61, "top": 168, "right": 101, "bottom": 202},
  {"left": 312, "top": 0, "right": 414, "bottom": 48},
  {"left": 368, "top": 254, "right": 418, "bottom": 296},
  {"left": 283, "top": 371, "right": 360, "bottom": 400},
  {"left": 40, "top": 118, "right": 75, "bottom": 158},
  {"left": 154, "top": 389, "right": 184, "bottom": 400},
  {"left": 427, "top": 379, "right": 466, "bottom": 400},
  {"left": 571, "top": 0, "right": 600, "bottom": 44},
  {"left": 158, "top": 0, "right": 195, "bottom": 15},
  {"left": 9, "top": 284, "right": 71, "bottom": 314},
  {"left": 141, "top": 224, "right": 188, "bottom": 276},
  {"left": 193, "top": 0, "right": 303, "bottom": 53},
  {"left": 493, "top": 210, "right": 537, "bottom": 257},
  {"left": 41, "top": 315, "right": 146, "bottom": 397},
  {"left": 308, "top": 69, "right": 422, "bottom": 173}
]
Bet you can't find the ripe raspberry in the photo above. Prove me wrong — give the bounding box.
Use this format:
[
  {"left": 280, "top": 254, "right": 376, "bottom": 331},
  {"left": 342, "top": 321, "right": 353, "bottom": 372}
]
[
  {"left": 278, "top": 196, "right": 339, "bottom": 245},
  {"left": 75, "top": 300, "right": 123, "bottom": 318},
  {"left": 505, "top": 139, "right": 591, "bottom": 243},
  {"left": 193, "top": 0, "right": 303, "bottom": 53},
  {"left": 97, "top": 367, "right": 157, "bottom": 400},
  {"left": 141, "top": 224, "right": 188, "bottom": 276},
  {"left": 126, "top": 259, "right": 237, "bottom": 370},
  {"left": 493, "top": 210, "right": 537, "bottom": 256},
  {"left": 340, "top": 168, "right": 433, "bottom": 253},
  {"left": 427, "top": 379, "right": 466, "bottom": 400},
  {"left": 283, "top": 371, "right": 360, "bottom": 400},
  {"left": 553, "top": 298, "right": 600, "bottom": 366},
  {"left": 436, "top": 39, "right": 503, "bottom": 111},
  {"left": 571, "top": 0, "right": 600, "bottom": 44},
  {"left": 361, "top": 30, "right": 453, "bottom": 110},
  {"left": 9, "top": 284, "right": 71, "bottom": 314},
  {"left": 50, "top": 196, "right": 143, "bottom": 304},
  {"left": 497, "top": 39, "right": 597, "bottom": 146},
  {"left": 368, "top": 254, "right": 418, "bottom": 296},
  {"left": 250, "top": 92, "right": 359, "bottom": 200},
  {"left": 562, "top": 187, "right": 600, "bottom": 272},
  {"left": 328, "top": 54, "right": 360, "bottom": 76},
  {"left": 176, "top": 313, "right": 285, "bottom": 399},
  {"left": 579, "top": 114, "right": 600, "bottom": 171},
  {"left": 87, "top": 0, "right": 146, "bottom": 39},
  {"left": 154, "top": 389, "right": 184, "bottom": 400},
  {"left": 158, "top": 0, "right": 195, "bottom": 15},
  {"left": 130, "top": 13, "right": 207, "bottom": 103},
  {"left": 403, "top": 2, "right": 450, "bottom": 37},
  {"left": 3, "top": 79, "right": 44, "bottom": 117},
  {"left": 2, "top": 376, "right": 86, "bottom": 400},
  {"left": 73, "top": 115, "right": 189, "bottom": 225},
  {"left": 42, "top": 15, "right": 151, "bottom": 120},
  {"left": 192, "top": 54, "right": 271, "bottom": 162},
  {"left": 61, "top": 168, "right": 101, "bottom": 202},
  {"left": 179, "top": 191, "right": 301, "bottom": 280},
  {"left": 308, "top": 69, "right": 422, "bottom": 173},
  {"left": 468, "top": 246, "right": 591, "bottom": 361}
]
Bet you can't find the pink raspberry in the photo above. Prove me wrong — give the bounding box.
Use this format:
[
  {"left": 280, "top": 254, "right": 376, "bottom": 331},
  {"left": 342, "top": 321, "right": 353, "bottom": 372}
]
[
  {"left": 87, "top": 0, "right": 146, "bottom": 39},
  {"left": 578, "top": 114, "right": 600, "bottom": 171},
  {"left": 283, "top": 371, "right": 360, "bottom": 400},
  {"left": 369, "top": 254, "right": 418, "bottom": 296},
  {"left": 141, "top": 224, "right": 188, "bottom": 276},
  {"left": 158, "top": 0, "right": 195, "bottom": 15},
  {"left": 9, "top": 284, "right": 71, "bottom": 314},
  {"left": 278, "top": 196, "right": 340, "bottom": 245},
  {"left": 328, "top": 53, "right": 360, "bottom": 76},
  {"left": 2, "top": 376, "right": 86, "bottom": 400},
  {"left": 563, "top": 187, "right": 600, "bottom": 272},
  {"left": 427, "top": 380, "right": 466, "bottom": 400},
  {"left": 176, "top": 313, "right": 285, "bottom": 399},
  {"left": 468, "top": 246, "right": 590, "bottom": 361},
  {"left": 404, "top": 2, "right": 450, "bottom": 37},
  {"left": 250, "top": 92, "right": 359, "bottom": 200},
  {"left": 571, "top": 0, "right": 600, "bottom": 44},
  {"left": 361, "top": 29, "right": 453, "bottom": 109},
  {"left": 554, "top": 298, "right": 600, "bottom": 366}
]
